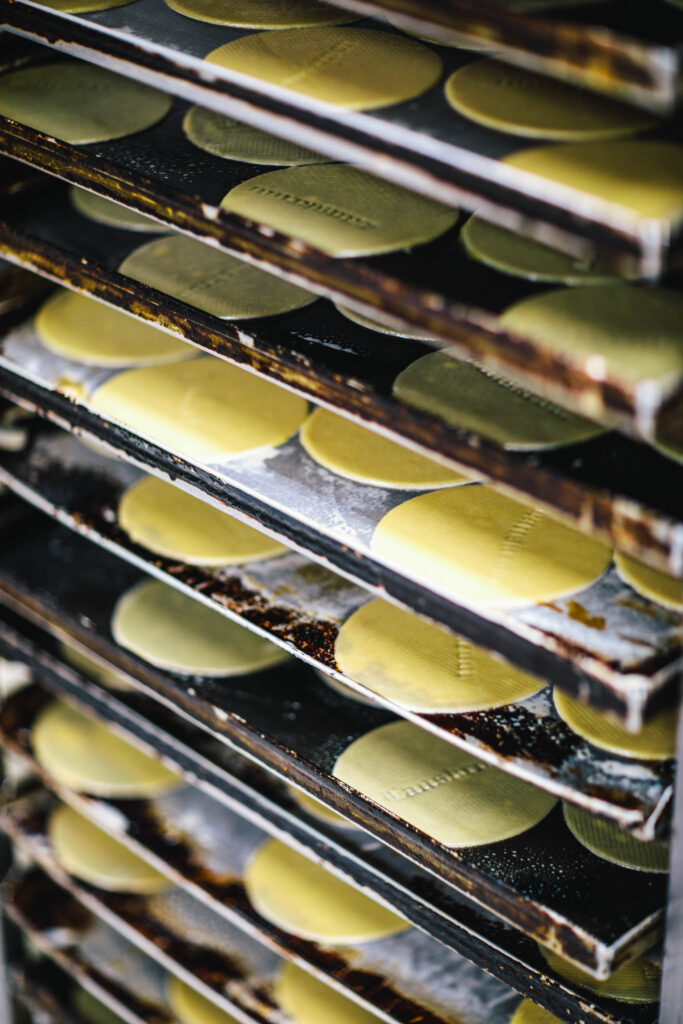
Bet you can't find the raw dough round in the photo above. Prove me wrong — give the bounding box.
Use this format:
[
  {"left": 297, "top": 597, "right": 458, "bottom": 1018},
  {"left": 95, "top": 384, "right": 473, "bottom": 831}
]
[
  {"left": 221, "top": 164, "right": 457, "bottom": 258},
  {"left": 510, "top": 1000, "right": 562, "bottom": 1024},
  {"left": 335, "top": 599, "right": 542, "bottom": 712},
  {"left": 563, "top": 803, "right": 669, "bottom": 873},
  {"left": 288, "top": 786, "right": 357, "bottom": 828},
  {"left": 90, "top": 357, "right": 309, "bottom": 463},
  {"left": 0, "top": 62, "right": 172, "bottom": 145},
  {"left": 300, "top": 408, "right": 468, "bottom": 488},
  {"left": 615, "top": 551, "right": 682, "bottom": 611},
  {"left": 393, "top": 350, "right": 603, "bottom": 450},
  {"left": 119, "top": 235, "right": 315, "bottom": 320},
  {"left": 70, "top": 187, "right": 160, "bottom": 232},
  {"left": 334, "top": 720, "right": 557, "bottom": 847},
  {"left": 244, "top": 838, "right": 407, "bottom": 942},
  {"left": 206, "top": 27, "right": 442, "bottom": 110},
  {"left": 183, "top": 106, "right": 329, "bottom": 166},
  {"left": 60, "top": 640, "right": 134, "bottom": 693},
  {"left": 335, "top": 304, "right": 437, "bottom": 340},
  {"left": 50, "top": 804, "right": 169, "bottom": 894},
  {"left": 165, "top": 0, "right": 355, "bottom": 27},
  {"left": 539, "top": 947, "right": 661, "bottom": 1004},
  {"left": 36, "top": 290, "right": 194, "bottom": 367},
  {"left": 33, "top": 701, "right": 181, "bottom": 797},
  {"left": 36, "top": 0, "right": 130, "bottom": 10},
  {"left": 168, "top": 977, "right": 240, "bottom": 1024},
  {"left": 315, "top": 666, "right": 378, "bottom": 706},
  {"left": 371, "top": 485, "right": 612, "bottom": 609},
  {"left": 553, "top": 688, "right": 676, "bottom": 761},
  {"left": 74, "top": 987, "right": 126, "bottom": 1024},
  {"left": 118, "top": 475, "right": 287, "bottom": 566},
  {"left": 277, "top": 963, "right": 379, "bottom": 1024}
]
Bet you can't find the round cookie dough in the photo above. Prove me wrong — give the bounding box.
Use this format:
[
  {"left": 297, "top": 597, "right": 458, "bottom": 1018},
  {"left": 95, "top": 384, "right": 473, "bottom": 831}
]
[
  {"left": 49, "top": 804, "right": 169, "bottom": 894},
  {"left": 244, "top": 838, "right": 407, "bottom": 942},
  {"left": 36, "top": 290, "right": 194, "bottom": 367},
  {"left": 183, "top": 106, "right": 328, "bottom": 166},
  {"left": 70, "top": 187, "right": 160, "bottom": 232},
  {"left": 371, "top": 485, "right": 612, "bottom": 609},
  {"left": 510, "top": 1001, "right": 562, "bottom": 1024},
  {"left": 165, "top": 0, "right": 355, "bottom": 27},
  {"left": 37, "top": 0, "right": 131, "bottom": 11},
  {"left": 0, "top": 62, "right": 172, "bottom": 145},
  {"left": 33, "top": 701, "right": 181, "bottom": 797},
  {"left": 90, "top": 358, "right": 309, "bottom": 463},
  {"left": 315, "top": 666, "right": 378, "bottom": 706},
  {"left": 74, "top": 987, "right": 126, "bottom": 1024},
  {"left": 112, "top": 578, "right": 289, "bottom": 677},
  {"left": 539, "top": 947, "right": 661, "bottom": 1004},
  {"left": 499, "top": 286, "right": 683, "bottom": 389},
  {"left": 615, "top": 551, "right": 683, "bottom": 611},
  {"left": 554, "top": 688, "right": 676, "bottom": 761},
  {"left": 289, "top": 786, "right": 357, "bottom": 829},
  {"left": 119, "top": 235, "right": 315, "bottom": 320},
  {"left": 445, "top": 60, "right": 655, "bottom": 140},
  {"left": 335, "top": 304, "right": 437, "bottom": 340},
  {"left": 168, "top": 977, "right": 240, "bottom": 1024},
  {"left": 206, "top": 28, "right": 443, "bottom": 110},
  {"left": 300, "top": 408, "right": 468, "bottom": 488},
  {"left": 335, "top": 599, "right": 542, "bottom": 712},
  {"left": 277, "top": 963, "right": 380, "bottom": 1024},
  {"left": 393, "top": 350, "right": 603, "bottom": 450},
  {"left": 221, "top": 164, "right": 457, "bottom": 258},
  {"left": 334, "top": 720, "right": 557, "bottom": 847},
  {"left": 60, "top": 640, "right": 134, "bottom": 693},
  {"left": 118, "top": 475, "right": 287, "bottom": 566},
  {"left": 563, "top": 803, "right": 669, "bottom": 873}
]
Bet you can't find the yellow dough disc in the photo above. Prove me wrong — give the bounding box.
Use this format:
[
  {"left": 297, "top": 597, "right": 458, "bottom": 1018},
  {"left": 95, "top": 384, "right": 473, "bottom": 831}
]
[
  {"left": 553, "top": 688, "right": 676, "bottom": 761},
  {"left": 300, "top": 408, "right": 468, "bottom": 489},
  {"left": 183, "top": 106, "right": 329, "bottom": 166},
  {"left": 70, "top": 187, "right": 160, "bottom": 233},
  {"left": 334, "top": 720, "right": 557, "bottom": 847},
  {"left": 33, "top": 701, "right": 181, "bottom": 797},
  {"left": 393, "top": 350, "right": 603, "bottom": 450},
  {"left": 0, "top": 62, "right": 172, "bottom": 145},
  {"left": 335, "top": 599, "right": 542, "bottom": 713},
  {"left": 335, "top": 304, "right": 437, "bottom": 340},
  {"left": 36, "top": 290, "right": 194, "bottom": 368},
  {"left": 615, "top": 551, "right": 683, "bottom": 611},
  {"left": 168, "top": 977, "right": 240, "bottom": 1024},
  {"left": 206, "top": 27, "right": 442, "bottom": 110},
  {"left": 49, "top": 804, "right": 169, "bottom": 894},
  {"left": 539, "top": 947, "right": 661, "bottom": 1004},
  {"left": 510, "top": 1000, "right": 563, "bottom": 1024},
  {"left": 74, "top": 987, "right": 126, "bottom": 1024},
  {"left": 244, "top": 838, "right": 407, "bottom": 942},
  {"left": 315, "top": 666, "right": 377, "bottom": 706},
  {"left": 221, "top": 164, "right": 457, "bottom": 258},
  {"left": 165, "top": 0, "right": 355, "bottom": 27},
  {"left": 90, "top": 358, "right": 309, "bottom": 463},
  {"left": 288, "top": 786, "right": 357, "bottom": 829},
  {"left": 563, "top": 803, "right": 669, "bottom": 873},
  {"left": 112, "top": 578, "right": 289, "bottom": 677},
  {"left": 37, "top": 0, "right": 131, "bottom": 11},
  {"left": 119, "top": 235, "right": 315, "bottom": 320},
  {"left": 371, "top": 485, "right": 612, "bottom": 609},
  {"left": 118, "top": 475, "right": 287, "bottom": 566},
  {"left": 277, "top": 963, "right": 380, "bottom": 1024},
  {"left": 499, "top": 286, "right": 683, "bottom": 388},
  {"left": 445, "top": 60, "right": 655, "bottom": 140},
  {"left": 60, "top": 639, "right": 134, "bottom": 693},
  {"left": 505, "top": 141, "right": 683, "bottom": 221}
]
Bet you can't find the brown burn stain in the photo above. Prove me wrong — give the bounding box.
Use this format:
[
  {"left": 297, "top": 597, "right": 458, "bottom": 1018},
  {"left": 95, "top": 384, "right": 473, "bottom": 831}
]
[{"left": 565, "top": 602, "right": 606, "bottom": 631}]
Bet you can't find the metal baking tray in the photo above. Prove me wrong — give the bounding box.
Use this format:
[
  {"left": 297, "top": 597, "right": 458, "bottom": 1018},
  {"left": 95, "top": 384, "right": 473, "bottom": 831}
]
[{"left": 8, "top": 959, "right": 155, "bottom": 1024}]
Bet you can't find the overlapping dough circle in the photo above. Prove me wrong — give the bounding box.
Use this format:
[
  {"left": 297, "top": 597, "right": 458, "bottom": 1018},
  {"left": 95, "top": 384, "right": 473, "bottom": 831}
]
[
  {"left": 335, "top": 599, "right": 542, "bottom": 712},
  {"left": 563, "top": 803, "right": 669, "bottom": 873},
  {"left": 0, "top": 62, "right": 172, "bottom": 144},
  {"left": 539, "top": 946, "right": 661, "bottom": 1004},
  {"left": 49, "top": 804, "right": 169, "bottom": 893},
  {"left": 90, "top": 357, "right": 309, "bottom": 463},
  {"left": 206, "top": 27, "right": 442, "bottom": 110},
  {"left": 112, "top": 578, "right": 289, "bottom": 676},
  {"left": 315, "top": 666, "right": 378, "bottom": 706},
  {"left": 288, "top": 786, "right": 357, "bottom": 829},
  {"left": 277, "top": 962, "right": 380, "bottom": 1024},
  {"left": 74, "top": 987, "right": 127, "bottom": 1024},
  {"left": 615, "top": 551, "right": 683, "bottom": 611},
  {"left": 37, "top": 0, "right": 131, "bottom": 11},
  {"left": 119, "top": 475, "right": 287, "bottom": 566},
  {"left": 71, "top": 187, "right": 160, "bottom": 232},
  {"left": 334, "top": 720, "right": 557, "bottom": 847},
  {"left": 36, "top": 290, "right": 194, "bottom": 367},
  {"left": 371, "top": 485, "right": 612, "bottom": 608},
  {"left": 60, "top": 640, "right": 134, "bottom": 692},
  {"left": 244, "top": 838, "right": 407, "bottom": 942},
  {"left": 335, "top": 304, "right": 437, "bottom": 340},
  {"left": 168, "top": 976, "right": 241, "bottom": 1024},
  {"left": 554, "top": 688, "right": 676, "bottom": 761},
  {"left": 183, "top": 106, "right": 329, "bottom": 165},
  {"left": 510, "top": 1000, "right": 563, "bottom": 1024},
  {"left": 166, "top": 0, "right": 355, "bottom": 27},
  {"left": 33, "top": 701, "right": 181, "bottom": 797}
]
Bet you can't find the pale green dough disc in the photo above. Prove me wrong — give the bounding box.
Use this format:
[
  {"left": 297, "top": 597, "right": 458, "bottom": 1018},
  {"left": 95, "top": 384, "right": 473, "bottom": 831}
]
[
  {"left": 539, "top": 946, "right": 661, "bottom": 1004},
  {"left": 183, "top": 106, "right": 329, "bottom": 165},
  {"left": 165, "top": 0, "right": 355, "bottom": 28},
  {"left": 393, "top": 350, "right": 603, "bottom": 450},
  {"left": 112, "top": 578, "right": 289, "bottom": 676},
  {"left": 0, "top": 62, "right": 172, "bottom": 145},
  {"left": 74, "top": 987, "right": 126, "bottom": 1024},
  {"left": 221, "top": 164, "right": 457, "bottom": 258},
  {"left": 119, "top": 235, "right": 315, "bottom": 319},
  {"left": 71, "top": 187, "right": 160, "bottom": 233},
  {"left": 60, "top": 640, "right": 134, "bottom": 693},
  {"left": 335, "top": 304, "right": 437, "bottom": 340},
  {"left": 554, "top": 687, "right": 676, "bottom": 761},
  {"left": 510, "top": 1000, "right": 562, "bottom": 1024},
  {"left": 277, "top": 963, "right": 380, "bottom": 1024},
  {"left": 615, "top": 551, "right": 683, "bottom": 611},
  {"left": 314, "top": 666, "right": 377, "bottom": 706},
  {"left": 563, "top": 803, "right": 669, "bottom": 873},
  {"left": 168, "top": 977, "right": 241, "bottom": 1024},
  {"left": 37, "top": 0, "right": 131, "bottom": 10},
  {"left": 288, "top": 786, "right": 358, "bottom": 829}
]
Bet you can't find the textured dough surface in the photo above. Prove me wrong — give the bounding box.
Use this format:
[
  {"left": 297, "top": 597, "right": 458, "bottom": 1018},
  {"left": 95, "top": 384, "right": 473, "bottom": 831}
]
[
  {"left": 300, "top": 408, "right": 468, "bottom": 488},
  {"left": 168, "top": 977, "right": 241, "bottom": 1024},
  {"left": 119, "top": 235, "right": 314, "bottom": 319},
  {"left": 563, "top": 803, "right": 669, "bottom": 873},
  {"left": 166, "top": 0, "right": 355, "bottom": 26},
  {"left": 119, "top": 475, "right": 287, "bottom": 566},
  {"left": 206, "top": 27, "right": 442, "bottom": 110},
  {"left": 221, "top": 164, "right": 457, "bottom": 258},
  {"left": 334, "top": 720, "right": 557, "bottom": 847},
  {"left": 335, "top": 304, "right": 437, "bottom": 340},
  {"left": 60, "top": 640, "right": 134, "bottom": 692},
  {"left": 50, "top": 804, "right": 169, "bottom": 893},
  {"left": 112, "top": 578, "right": 289, "bottom": 677},
  {"left": 91, "top": 357, "right": 309, "bottom": 462},
  {"left": 510, "top": 1000, "right": 563, "bottom": 1024},
  {"left": 615, "top": 551, "right": 683, "bottom": 611},
  {"left": 315, "top": 666, "right": 377, "bottom": 705},
  {"left": 36, "top": 290, "right": 194, "bottom": 367},
  {"left": 183, "top": 106, "right": 329, "bottom": 165},
  {"left": 289, "top": 787, "right": 357, "bottom": 828},
  {"left": 393, "top": 350, "right": 603, "bottom": 450},
  {"left": 371, "top": 485, "right": 612, "bottom": 608},
  {"left": 554, "top": 688, "right": 676, "bottom": 761},
  {"left": 539, "top": 947, "right": 661, "bottom": 1004},
  {"left": 244, "top": 838, "right": 407, "bottom": 942},
  {"left": 0, "top": 62, "right": 172, "bottom": 144},
  {"left": 277, "top": 963, "right": 379, "bottom": 1024},
  {"left": 71, "top": 187, "right": 160, "bottom": 232},
  {"left": 33, "top": 701, "right": 181, "bottom": 797}
]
